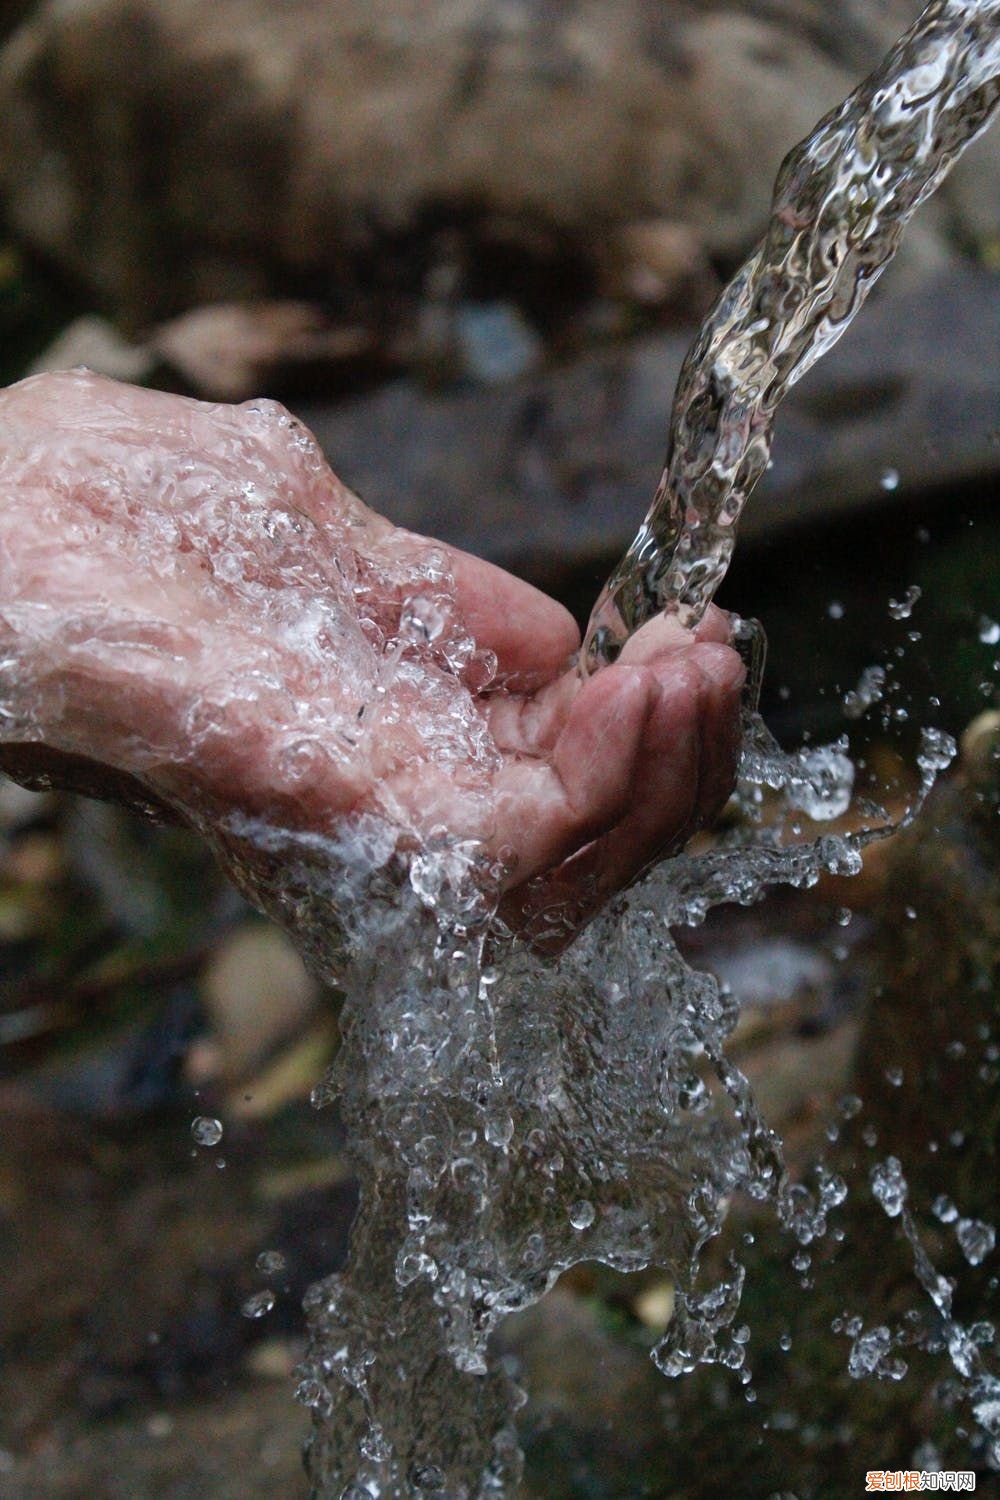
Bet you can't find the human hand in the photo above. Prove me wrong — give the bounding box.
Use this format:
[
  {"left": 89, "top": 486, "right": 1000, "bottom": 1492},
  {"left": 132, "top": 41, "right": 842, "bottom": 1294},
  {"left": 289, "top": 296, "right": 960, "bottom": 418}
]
[{"left": 0, "top": 371, "right": 743, "bottom": 940}]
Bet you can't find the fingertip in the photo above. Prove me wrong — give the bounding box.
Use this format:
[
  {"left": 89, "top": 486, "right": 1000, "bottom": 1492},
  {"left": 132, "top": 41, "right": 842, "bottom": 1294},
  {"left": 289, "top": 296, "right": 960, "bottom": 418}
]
[
  {"left": 692, "top": 640, "right": 746, "bottom": 696},
  {"left": 555, "top": 661, "right": 655, "bottom": 827},
  {"left": 692, "top": 603, "right": 735, "bottom": 645}
]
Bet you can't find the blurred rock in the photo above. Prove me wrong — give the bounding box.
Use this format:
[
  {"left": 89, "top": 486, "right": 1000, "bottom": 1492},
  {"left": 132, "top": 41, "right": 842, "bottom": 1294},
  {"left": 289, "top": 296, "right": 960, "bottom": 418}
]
[
  {"left": 451, "top": 300, "right": 542, "bottom": 385},
  {"left": 0, "top": 0, "right": 973, "bottom": 328},
  {"left": 297, "top": 264, "right": 1000, "bottom": 592},
  {"left": 851, "top": 712, "right": 1000, "bottom": 1220},
  {"left": 151, "top": 302, "right": 371, "bottom": 401},
  {"left": 0, "top": 774, "right": 52, "bottom": 833},
  {"left": 198, "top": 921, "right": 321, "bottom": 1085},
  {"left": 500, "top": 1287, "right": 668, "bottom": 1500},
  {"left": 27, "top": 313, "right": 154, "bottom": 382},
  {"left": 605, "top": 217, "right": 714, "bottom": 309},
  {"left": 947, "top": 123, "right": 1000, "bottom": 254},
  {"left": 0, "top": 1380, "right": 308, "bottom": 1500}
]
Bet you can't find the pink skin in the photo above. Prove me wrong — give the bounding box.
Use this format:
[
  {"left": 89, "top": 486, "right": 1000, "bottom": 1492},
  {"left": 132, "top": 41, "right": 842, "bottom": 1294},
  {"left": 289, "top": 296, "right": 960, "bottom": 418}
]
[{"left": 0, "top": 371, "right": 744, "bottom": 940}]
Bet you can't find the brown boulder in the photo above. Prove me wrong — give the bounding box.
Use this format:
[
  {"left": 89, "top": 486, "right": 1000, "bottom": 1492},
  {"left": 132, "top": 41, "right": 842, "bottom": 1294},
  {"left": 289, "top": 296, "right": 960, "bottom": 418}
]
[{"left": 0, "top": 0, "right": 944, "bottom": 327}]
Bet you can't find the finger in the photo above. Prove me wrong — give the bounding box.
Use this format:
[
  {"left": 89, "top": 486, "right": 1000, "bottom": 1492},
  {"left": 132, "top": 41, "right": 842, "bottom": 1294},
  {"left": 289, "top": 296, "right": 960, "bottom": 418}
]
[
  {"left": 616, "top": 602, "right": 733, "bottom": 665},
  {"left": 505, "top": 642, "right": 745, "bottom": 946},
  {"left": 443, "top": 547, "right": 581, "bottom": 688},
  {"left": 485, "top": 605, "right": 732, "bottom": 756},
  {"left": 486, "top": 664, "right": 656, "bottom": 883}
]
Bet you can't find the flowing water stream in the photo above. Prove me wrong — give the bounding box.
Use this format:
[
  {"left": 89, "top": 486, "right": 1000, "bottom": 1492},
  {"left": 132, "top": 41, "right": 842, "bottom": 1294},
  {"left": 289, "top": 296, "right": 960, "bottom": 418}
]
[{"left": 219, "top": 4, "right": 1000, "bottom": 1495}]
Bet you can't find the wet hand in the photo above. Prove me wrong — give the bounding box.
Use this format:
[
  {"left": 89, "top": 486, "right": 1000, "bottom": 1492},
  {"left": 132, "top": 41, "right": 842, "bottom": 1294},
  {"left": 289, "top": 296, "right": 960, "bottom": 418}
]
[{"left": 0, "top": 371, "right": 744, "bottom": 938}]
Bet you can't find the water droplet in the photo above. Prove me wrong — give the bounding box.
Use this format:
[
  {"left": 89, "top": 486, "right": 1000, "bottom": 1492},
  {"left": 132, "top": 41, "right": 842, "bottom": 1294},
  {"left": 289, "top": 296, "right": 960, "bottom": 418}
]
[
  {"left": 956, "top": 1217, "right": 996, "bottom": 1267},
  {"left": 888, "top": 585, "right": 921, "bottom": 620},
  {"left": 483, "top": 1111, "right": 514, "bottom": 1150},
  {"left": 827, "top": 600, "right": 845, "bottom": 620},
  {"left": 409, "top": 1463, "right": 446, "bottom": 1491},
  {"left": 917, "top": 726, "right": 957, "bottom": 776},
  {"left": 884, "top": 1064, "right": 903, "bottom": 1087},
  {"left": 779, "top": 1333, "right": 793, "bottom": 1352},
  {"left": 241, "top": 1289, "right": 276, "bottom": 1319},
  {"left": 870, "top": 1156, "right": 907, "bottom": 1217},
  {"left": 256, "top": 1250, "right": 287, "bottom": 1278},
  {"left": 191, "top": 1115, "right": 223, "bottom": 1147},
  {"left": 835, "top": 906, "right": 853, "bottom": 927},
  {"left": 880, "top": 468, "right": 900, "bottom": 491},
  {"left": 295, "top": 1378, "right": 334, "bottom": 1417},
  {"left": 979, "top": 616, "right": 1000, "bottom": 646},
  {"left": 568, "top": 1200, "right": 596, "bottom": 1231}
]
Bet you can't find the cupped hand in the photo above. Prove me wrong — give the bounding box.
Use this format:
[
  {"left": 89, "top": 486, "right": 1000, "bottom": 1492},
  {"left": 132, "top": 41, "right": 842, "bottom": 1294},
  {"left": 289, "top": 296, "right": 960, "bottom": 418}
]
[{"left": 0, "top": 371, "right": 743, "bottom": 939}]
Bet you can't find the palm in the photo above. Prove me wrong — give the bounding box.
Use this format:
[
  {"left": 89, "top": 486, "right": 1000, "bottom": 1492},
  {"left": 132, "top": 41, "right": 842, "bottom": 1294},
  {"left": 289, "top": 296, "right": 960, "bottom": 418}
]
[{"left": 0, "top": 371, "right": 743, "bottom": 938}]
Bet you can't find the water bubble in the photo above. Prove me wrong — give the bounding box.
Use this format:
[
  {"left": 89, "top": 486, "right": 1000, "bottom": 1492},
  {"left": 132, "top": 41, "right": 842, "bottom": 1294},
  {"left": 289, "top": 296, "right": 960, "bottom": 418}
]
[
  {"left": 483, "top": 1111, "right": 514, "bottom": 1150},
  {"left": 827, "top": 601, "right": 845, "bottom": 620},
  {"left": 888, "top": 585, "right": 921, "bottom": 620},
  {"left": 884, "top": 1065, "right": 904, "bottom": 1087},
  {"left": 956, "top": 1218, "right": 996, "bottom": 1267},
  {"left": 399, "top": 595, "right": 448, "bottom": 645},
  {"left": 933, "top": 1196, "right": 959, "bottom": 1223},
  {"left": 191, "top": 1115, "right": 223, "bottom": 1147},
  {"left": 409, "top": 1463, "right": 446, "bottom": 1491},
  {"left": 870, "top": 1157, "right": 907, "bottom": 1217},
  {"left": 979, "top": 616, "right": 1000, "bottom": 646},
  {"left": 835, "top": 906, "right": 853, "bottom": 927},
  {"left": 569, "top": 1200, "right": 596, "bottom": 1231},
  {"left": 241, "top": 1289, "right": 276, "bottom": 1319},
  {"left": 839, "top": 1094, "right": 863, "bottom": 1120},
  {"left": 523, "top": 1233, "right": 545, "bottom": 1268},
  {"left": 310, "top": 1075, "right": 339, "bottom": 1111},
  {"left": 880, "top": 468, "right": 900, "bottom": 491},
  {"left": 256, "top": 1250, "right": 287, "bottom": 1278},
  {"left": 278, "top": 739, "right": 316, "bottom": 780},
  {"left": 778, "top": 1333, "right": 793, "bottom": 1352},
  {"left": 296, "top": 1379, "right": 335, "bottom": 1418}
]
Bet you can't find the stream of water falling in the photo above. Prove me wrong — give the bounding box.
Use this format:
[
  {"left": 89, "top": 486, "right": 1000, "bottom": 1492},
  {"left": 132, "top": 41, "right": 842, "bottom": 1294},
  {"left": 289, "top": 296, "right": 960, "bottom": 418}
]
[{"left": 210, "top": 4, "right": 999, "bottom": 1495}]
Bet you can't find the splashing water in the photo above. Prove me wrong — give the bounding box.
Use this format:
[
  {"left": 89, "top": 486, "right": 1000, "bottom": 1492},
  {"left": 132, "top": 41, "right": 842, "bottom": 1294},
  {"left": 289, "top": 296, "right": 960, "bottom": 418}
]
[
  {"left": 273, "top": 4, "right": 998, "bottom": 1494},
  {"left": 0, "top": 4, "right": 994, "bottom": 1497}
]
